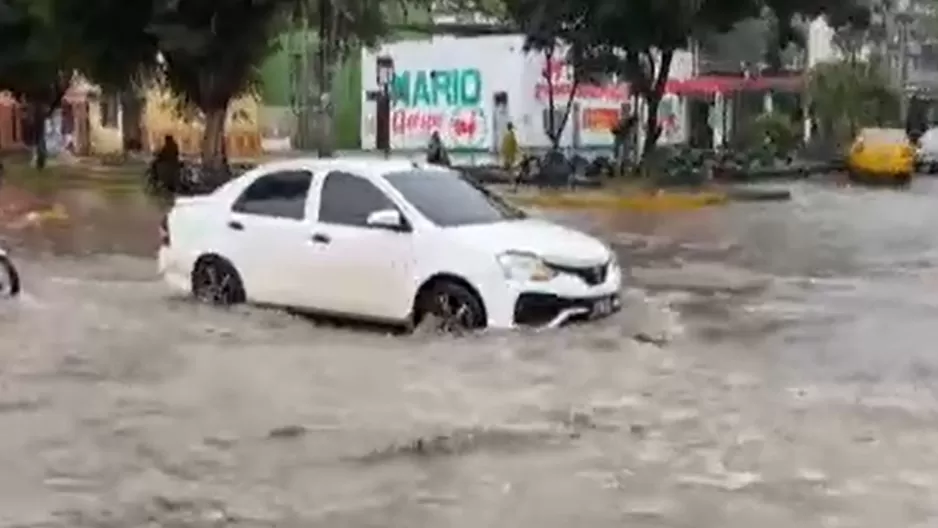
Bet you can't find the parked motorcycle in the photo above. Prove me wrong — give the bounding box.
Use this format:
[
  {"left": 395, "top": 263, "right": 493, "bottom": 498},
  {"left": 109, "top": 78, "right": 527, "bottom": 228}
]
[{"left": 0, "top": 246, "right": 20, "bottom": 297}]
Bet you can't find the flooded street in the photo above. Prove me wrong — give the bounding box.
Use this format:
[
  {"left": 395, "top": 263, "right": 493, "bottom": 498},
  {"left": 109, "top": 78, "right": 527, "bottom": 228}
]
[{"left": 3, "top": 178, "right": 938, "bottom": 526}]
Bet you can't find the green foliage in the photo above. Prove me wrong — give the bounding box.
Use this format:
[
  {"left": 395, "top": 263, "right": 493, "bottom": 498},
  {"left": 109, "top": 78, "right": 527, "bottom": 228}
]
[
  {"left": 0, "top": 0, "right": 73, "bottom": 108},
  {"left": 735, "top": 112, "right": 801, "bottom": 159},
  {"left": 54, "top": 0, "right": 159, "bottom": 90},
  {"left": 807, "top": 59, "right": 900, "bottom": 146},
  {"left": 512, "top": 0, "right": 760, "bottom": 162},
  {"left": 150, "top": 0, "right": 296, "bottom": 112}
]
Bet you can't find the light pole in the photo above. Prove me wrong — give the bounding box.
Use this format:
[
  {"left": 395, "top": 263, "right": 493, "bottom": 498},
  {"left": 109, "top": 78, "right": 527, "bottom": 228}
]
[
  {"left": 375, "top": 55, "right": 394, "bottom": 157},
  {"left": 898, "top": 11, "right": 912, "bottom": 123}
]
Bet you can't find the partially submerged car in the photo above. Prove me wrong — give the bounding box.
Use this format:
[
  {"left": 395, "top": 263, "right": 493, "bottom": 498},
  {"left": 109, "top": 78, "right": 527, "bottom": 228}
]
[
  {"left": 158, "top": 158, "right": 622, "bottom": 332},
  {"left": 846, "top": 127, "right": 915, "bottom": 185},
  {"left": 0, "top": 246, "right": 20, "bottom": 297}
]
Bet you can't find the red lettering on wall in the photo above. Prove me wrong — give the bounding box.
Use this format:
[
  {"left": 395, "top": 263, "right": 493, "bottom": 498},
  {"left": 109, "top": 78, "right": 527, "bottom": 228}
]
[
  {"left": 534, "top": 83, "right": 628, "bottom": 102},
  {"left": 392, "top": 109, "right": 444, "bottom": 134}
]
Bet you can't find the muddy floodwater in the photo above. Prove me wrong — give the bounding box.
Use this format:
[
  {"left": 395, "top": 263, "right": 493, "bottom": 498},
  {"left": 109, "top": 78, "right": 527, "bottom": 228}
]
[{"left": 2, "top": 179, "right": 938, "bottom": 527}]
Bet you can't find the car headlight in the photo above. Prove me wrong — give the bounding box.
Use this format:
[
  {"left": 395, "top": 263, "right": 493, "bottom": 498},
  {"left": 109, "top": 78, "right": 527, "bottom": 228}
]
[
  {"left": 606, "top": 247, "right": 619, "bottom": 271},
  {"left": 496, "top": 251, "right": 556, "bottom": 282}
]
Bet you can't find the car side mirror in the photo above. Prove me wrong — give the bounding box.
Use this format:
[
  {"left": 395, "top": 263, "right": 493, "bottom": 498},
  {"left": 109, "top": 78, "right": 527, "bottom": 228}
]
[{"left": 365, "top": 208, "right": 407, "bottom": 231}]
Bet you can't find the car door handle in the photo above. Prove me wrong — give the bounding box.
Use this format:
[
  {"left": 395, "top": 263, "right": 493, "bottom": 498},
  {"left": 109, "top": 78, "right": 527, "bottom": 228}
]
[
  {"left": 311, "top": 233, "right": 330, "bottom": 244},
  {"left": 228, "top": 221, "right": 244, "bottom": 231}
]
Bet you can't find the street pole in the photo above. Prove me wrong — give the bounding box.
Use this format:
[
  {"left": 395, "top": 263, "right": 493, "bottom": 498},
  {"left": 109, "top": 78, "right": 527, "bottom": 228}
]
[{"left": 899, "top": 12, "right": 911, "bottom": 124}]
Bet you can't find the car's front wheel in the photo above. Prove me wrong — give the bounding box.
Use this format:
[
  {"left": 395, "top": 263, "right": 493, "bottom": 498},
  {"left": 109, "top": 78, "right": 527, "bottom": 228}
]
[
  {"left": 415, "top": 279, "right": 486, "bottom": 333},
  {"left": 191, "top": 256, "right": 245, "bottom": 306},
  {"left": 0, "top": 255, "right": 20, "bottom": 298}
]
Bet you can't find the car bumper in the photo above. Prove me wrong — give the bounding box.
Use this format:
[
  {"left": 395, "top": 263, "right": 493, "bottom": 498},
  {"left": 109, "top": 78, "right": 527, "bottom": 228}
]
[
  {"left": 481, "top": 265, "right": 623, "bottom": 329},
  {"left": 158, "top": 246, "right": 193, "bottom": 295}
]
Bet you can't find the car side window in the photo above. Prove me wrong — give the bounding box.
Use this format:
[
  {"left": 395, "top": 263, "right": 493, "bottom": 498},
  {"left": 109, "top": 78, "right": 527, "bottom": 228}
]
[
  {"left": 318, "top": 171, "right": 396, "bottom": 226},
  {"left": 231, "top": 170, "right": 313, "bottom": 220}
]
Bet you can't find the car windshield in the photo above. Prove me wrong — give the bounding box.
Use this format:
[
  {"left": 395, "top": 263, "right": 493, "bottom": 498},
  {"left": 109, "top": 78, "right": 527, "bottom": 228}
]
[
  {"left": 860, "top": 128, "right": 907, "bottom": 144},
  {"left": 384, "top": 169, "right": 527, "bottom": 227}
]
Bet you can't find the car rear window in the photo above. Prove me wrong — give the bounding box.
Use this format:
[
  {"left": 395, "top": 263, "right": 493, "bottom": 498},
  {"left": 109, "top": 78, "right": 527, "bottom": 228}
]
[{"left": 860, "top": 128, "right": 907, "bottom": 144}]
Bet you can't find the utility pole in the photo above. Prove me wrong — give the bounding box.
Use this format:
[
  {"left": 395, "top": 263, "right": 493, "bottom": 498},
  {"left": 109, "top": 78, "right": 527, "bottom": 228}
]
[
  {"left": 889, "top": 0, "right": 913, "bottom": 123},
  {"left": 899, "top": 11, "right": 912, "bottom": 123}
]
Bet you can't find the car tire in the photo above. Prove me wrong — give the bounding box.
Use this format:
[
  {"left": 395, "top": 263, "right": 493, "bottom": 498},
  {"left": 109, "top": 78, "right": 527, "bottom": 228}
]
[
  {"left": 191, "top": 256, "right": 246, "bottom": 306},
  {"left": 0, "top": 255, "right": 20, "bottom": 297},
  {"left": 415, "top": 279, "right": 486, "bottom": 333}
]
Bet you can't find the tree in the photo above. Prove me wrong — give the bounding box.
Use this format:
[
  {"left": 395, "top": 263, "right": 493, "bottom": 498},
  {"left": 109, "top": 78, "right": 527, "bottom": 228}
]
[
  {"left": 55, "top": 0, "right": 161, "bottom": 153},
  {"left": 148, "top": 0, "right": 299, "bottom": 180},
  {"left": 560, "top": 0, "right": 760, "bottom": 167},
  {"left": 0, "top": 0, "right": 75, "bottom": 169},
  {"left": 502, "top": 0, "right": 597, "bottom": 150},
  {"left": 298, "top": 0, "right": 439, "bottom": 156},
  {"left": 299, "top": 0, "right": 399, "bottom": 156},
  {"left": 762, "top": 0, "right": 870, "bottom": 71},
  {"left": 807, "top": 59, "right": 898, "bottom": 145}
]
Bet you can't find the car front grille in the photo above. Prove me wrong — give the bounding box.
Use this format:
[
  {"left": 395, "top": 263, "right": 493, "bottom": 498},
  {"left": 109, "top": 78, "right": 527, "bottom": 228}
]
[{"left": 546, "top": 261, "right": 608, "bottom": 286}]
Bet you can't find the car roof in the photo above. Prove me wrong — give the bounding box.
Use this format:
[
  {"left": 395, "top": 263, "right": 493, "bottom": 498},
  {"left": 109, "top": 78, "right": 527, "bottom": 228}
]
[{"left": 250, "top": 156, "right": 453, "bottom": 180}]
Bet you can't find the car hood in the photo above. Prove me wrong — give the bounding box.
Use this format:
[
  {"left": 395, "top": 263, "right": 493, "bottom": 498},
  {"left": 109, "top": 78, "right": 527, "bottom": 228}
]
[{"left": 449, "top": 219, "right": 612, "bottom": 266}]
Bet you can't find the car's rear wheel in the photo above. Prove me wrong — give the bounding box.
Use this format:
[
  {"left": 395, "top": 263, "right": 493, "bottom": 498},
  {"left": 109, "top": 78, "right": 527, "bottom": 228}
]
[
  {"left": 191, "top": 256, "right": 245, "bottom": 306},
  {"left": 416, "top": 279, "right": 486, "bottom": 333},
  {"left": 0, "top": 255, "right": 20, "bottom": 297}
]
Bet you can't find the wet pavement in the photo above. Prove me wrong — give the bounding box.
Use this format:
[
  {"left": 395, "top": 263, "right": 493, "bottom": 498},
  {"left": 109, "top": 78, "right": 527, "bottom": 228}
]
[{"left": 2, "top": 178, "right": 938, "bottom": 526}]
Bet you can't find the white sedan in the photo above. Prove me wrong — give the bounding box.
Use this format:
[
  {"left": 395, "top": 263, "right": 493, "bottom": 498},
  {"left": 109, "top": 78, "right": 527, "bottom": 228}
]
[{"left": 158, "top": 158, "right": 622, "bottom": 331}]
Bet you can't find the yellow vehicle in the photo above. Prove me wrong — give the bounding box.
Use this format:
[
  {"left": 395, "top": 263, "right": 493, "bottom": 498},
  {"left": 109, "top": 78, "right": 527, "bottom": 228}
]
[{"left": 846, "top": 127, "right": 915, "bottom": 185}]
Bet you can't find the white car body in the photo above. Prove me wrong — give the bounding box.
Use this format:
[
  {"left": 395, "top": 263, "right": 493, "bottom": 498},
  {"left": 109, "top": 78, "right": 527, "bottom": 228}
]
[
  {"left": 919, "top": 127, "right": 938, "bottom": 172},
  {"left": 158, "top": 158, "right": 622, "bottom": 329}
]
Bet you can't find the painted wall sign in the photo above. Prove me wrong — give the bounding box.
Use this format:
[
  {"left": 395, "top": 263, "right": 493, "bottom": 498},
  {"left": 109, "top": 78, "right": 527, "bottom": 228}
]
[
  {"left": 534, "top": 58, "right": 628, "bottom": 102},
  {"left": 392, "top": 68, "right": 482, "bottom": 107},
  {"left": 389, "top": 67, "right": 487, "bottom": 147}
]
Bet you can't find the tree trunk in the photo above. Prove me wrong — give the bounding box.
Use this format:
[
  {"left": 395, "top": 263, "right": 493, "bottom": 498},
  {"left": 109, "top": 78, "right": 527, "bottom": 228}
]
[
  {"left": 314, "top": 0, "right": 336, "bottom": 157},
  {"left": 544, "top": 49, "right": 558, "bottom": 149},
  {"left": 31, "top": 104, "right": 47, "bottom": 170},
  {"left": 556, "top": 79, "right": 579, "bottom": 149},
  {"left": 313, "top": 97, "right": 335, "bottom": 157},
  {"left": 639, "top": 49, "right": 675, "bottom": 167},
  {"left": 200, "top": 105, "right": 229, "bottom": 185},
  {"left": 119, "top": 89, "right": 144, "bottom": 152}
]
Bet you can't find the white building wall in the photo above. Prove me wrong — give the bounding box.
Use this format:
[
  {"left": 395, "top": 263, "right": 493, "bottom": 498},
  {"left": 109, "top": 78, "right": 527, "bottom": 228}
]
[{"left": 361, "top": 35, "right": 694, "bottom": 152}]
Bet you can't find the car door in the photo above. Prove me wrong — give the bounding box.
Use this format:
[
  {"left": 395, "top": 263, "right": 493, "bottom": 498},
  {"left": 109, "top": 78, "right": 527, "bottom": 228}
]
[
  {"left": 225, "top": 169, "right": 314, "bottom": 305},
  {"left": 306, "top": 170, "right": 416, "bottom": 321}
]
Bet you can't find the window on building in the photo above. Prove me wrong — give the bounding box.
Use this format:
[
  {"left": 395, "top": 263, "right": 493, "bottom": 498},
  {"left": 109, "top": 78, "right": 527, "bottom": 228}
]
[{"left": 100, "top": 92, "right": 119, "bottom": 128}]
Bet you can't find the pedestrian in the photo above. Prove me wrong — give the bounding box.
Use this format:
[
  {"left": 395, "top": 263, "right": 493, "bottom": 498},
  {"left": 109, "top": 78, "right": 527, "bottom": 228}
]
[
  {"left": 426, "top": 131, "right": 450, "bottom": 166},
  {"left": 149, "top": 135, "right": 181, "bottom": 192},
  {"left": 500, "top": 122, "right": 519, "bottom": 172}
]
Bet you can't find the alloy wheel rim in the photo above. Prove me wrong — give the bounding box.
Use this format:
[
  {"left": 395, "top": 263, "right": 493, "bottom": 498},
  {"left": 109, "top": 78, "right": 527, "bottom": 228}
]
[
  {"left": 198, "top": 266, "right": 232, "bottom": 303},
  {"left": 433, "top": 292, "right": 473, "bottom": 333}
]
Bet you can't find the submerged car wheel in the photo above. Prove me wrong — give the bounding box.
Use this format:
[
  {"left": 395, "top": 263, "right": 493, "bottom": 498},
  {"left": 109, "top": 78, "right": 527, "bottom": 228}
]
[
  {"left": 0, "top": 255, "right": 20, "bottom": 297},
  {"left": 417, "top": 279, "right": 486, "bottom": 333},
  {"left": 191, "top": 256, "right": 245, "bottom": 306}
]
